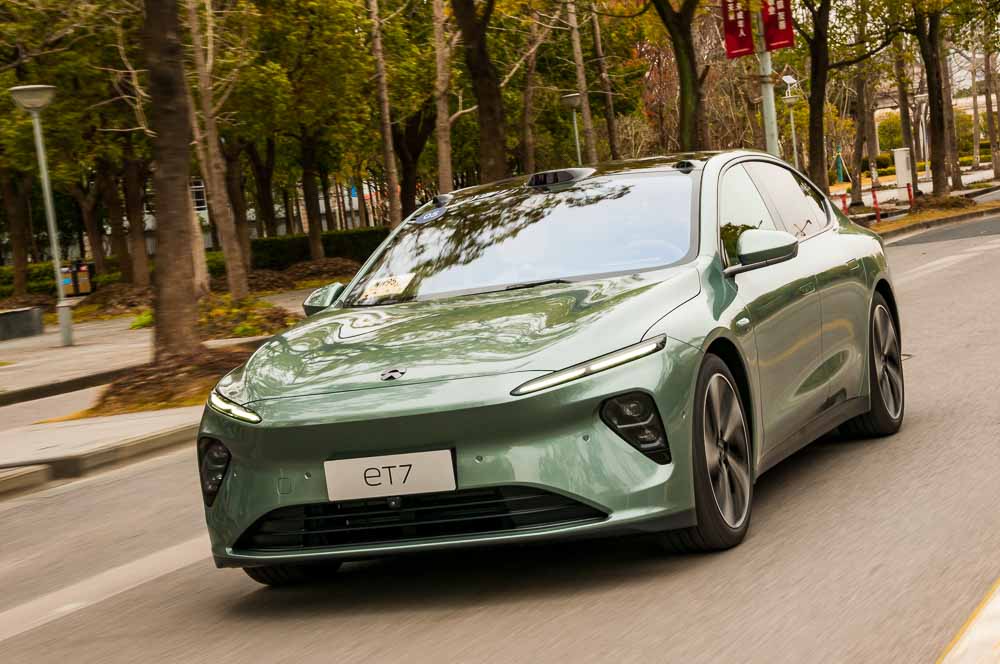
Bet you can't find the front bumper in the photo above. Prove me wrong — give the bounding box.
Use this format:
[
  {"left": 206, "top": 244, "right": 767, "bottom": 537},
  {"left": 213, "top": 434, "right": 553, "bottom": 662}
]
[{"left": 199, "top": 336, "right": 703, "bottom": 567}]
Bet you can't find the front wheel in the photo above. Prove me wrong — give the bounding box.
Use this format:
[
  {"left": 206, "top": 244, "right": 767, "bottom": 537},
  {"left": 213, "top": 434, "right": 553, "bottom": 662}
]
[
  {"left": 661, "top": 354, "right": 752, "bottom": 553},
  {"left": 841, "top": 293, "right": 904, "bottom": 438}
]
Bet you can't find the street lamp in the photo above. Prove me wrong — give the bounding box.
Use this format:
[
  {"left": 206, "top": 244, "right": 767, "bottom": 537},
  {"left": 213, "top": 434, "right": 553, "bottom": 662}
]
[
  {"left": 560, "top": 93, "right": 583, "bottom": 167},
  {"left": 9, "top": 84, "right": 73, "bottom": 346},
  {"left": 782, "top": 75, "right": 801, "bottom": 171}
]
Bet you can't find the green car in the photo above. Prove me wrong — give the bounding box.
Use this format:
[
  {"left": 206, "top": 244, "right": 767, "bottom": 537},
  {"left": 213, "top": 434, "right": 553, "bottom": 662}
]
[{"left": 199, "top": 151, "right": 904, "bottom": 586}]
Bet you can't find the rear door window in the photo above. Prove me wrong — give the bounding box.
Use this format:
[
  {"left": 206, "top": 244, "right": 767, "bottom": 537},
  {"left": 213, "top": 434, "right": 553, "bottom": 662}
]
[{"left": 744, "top": 162, "right": 829, "bottom": 239}]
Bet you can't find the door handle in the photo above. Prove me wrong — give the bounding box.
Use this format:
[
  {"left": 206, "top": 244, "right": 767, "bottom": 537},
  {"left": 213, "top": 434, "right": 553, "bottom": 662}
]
[
  {"left": 847, "top": 258, "right": 862, "bottom": 272},
  {"left": 798, "top": 281, "right": 816, "bottom": 295}
]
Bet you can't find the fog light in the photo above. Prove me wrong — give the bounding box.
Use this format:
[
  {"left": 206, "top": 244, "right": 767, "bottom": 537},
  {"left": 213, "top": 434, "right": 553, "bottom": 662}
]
[
  {"left": 198, "top": 438, "right": 231, "bottom": 506},
  {"left": 601, "top": 392, "right": 671, "bottom": 464}
]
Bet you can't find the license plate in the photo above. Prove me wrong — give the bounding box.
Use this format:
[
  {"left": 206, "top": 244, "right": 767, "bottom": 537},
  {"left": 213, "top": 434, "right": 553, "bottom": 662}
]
[{"left": 323, "top": 450, "right": 456, "bottom": 501}]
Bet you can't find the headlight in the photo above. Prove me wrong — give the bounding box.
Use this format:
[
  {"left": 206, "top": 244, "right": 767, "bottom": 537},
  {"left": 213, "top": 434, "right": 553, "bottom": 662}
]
[
  {"left": 510, "top": 335, "right": 667, "bottom": 396},
  {"left": 208, "top": 389, "right": 262, "bottom": 424}
]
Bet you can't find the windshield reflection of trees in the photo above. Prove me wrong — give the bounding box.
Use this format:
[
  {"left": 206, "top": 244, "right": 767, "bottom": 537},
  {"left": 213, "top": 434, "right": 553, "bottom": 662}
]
[{"left": 345, "top": 179, "right": 632, "bottom": 307}]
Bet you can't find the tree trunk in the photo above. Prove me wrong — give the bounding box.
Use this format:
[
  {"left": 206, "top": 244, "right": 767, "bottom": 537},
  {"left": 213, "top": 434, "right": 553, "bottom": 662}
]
[
  {"left": 451, "top": 0, "right": 508, "bottom": 182},
  {"left": 367, "top": 0, "right": 403, "bottom": 227},
  {"left": 246, "top": 138, "right": 277, "bottom": 237},
  {"left": 941, "top": 46, "right": 963, "bottom": 191},
  {"left": 0, "top": 168, "right": 31, "bottom": 296},
  {"left": 72, "top": 184, "right": 105, "bottom": 274},
  {"left": 805, "top": 1, "right": 832, "bottom": 193},
  {"left": 335, "top": 177, "right": 346, "bottom": 230},
  {"left": 299, "top": 134, "right": 325, "bottom": 259},
  {"left": 122, "top": 153, "right": 151, "bottom": 287},
  {"left": 98, "top": 169, "right": 133, "bottom": 282},
  {"left": 566, "top": 0, "right": 598, "bottom": 164},
  {"left": 144, "top": 0, "right": 202, "bottom": 360},
  {"left": 356, "top": 170, "right": 370, "bottom": 227},
  {"left": 432, "top": 0, "right": 453, "bottom": 193},
  {"left": 292, "top": 187, "right": 304, "bottom": 233},
  {"left": 521, "top": 17, "right": 540, "bottom": 174},
  {"left": 864, "top": 82, "right": 880, "bottom": 188},
  {"left": 650, "top": 0, "right": 703, "bottom": 151},
  {"left": 850, "top": 75, "right": 867, "bottom": 207},
  {"left": 984, "top": 52, "right": 1000, "bottom": 178},
  {"left": 393, "top": 98, "right": 436, "bottom": 217},
  {"left": 913, "top": 9, "right": 949, "bottom": 196},
  {"left": 971, "top": 45, "right": 980, "bottom": 169},
  {"left": 592, "top": 7, "right": 619, "bottom": 160},
  {"left": 893, "top": 39, "right": 921, "bottom": 193},
  {"left": 320, "top": 168, "right": 334, "bottom": 232},
  {"left": 222, "top": 141, "right": 251, "bottom": 269}
]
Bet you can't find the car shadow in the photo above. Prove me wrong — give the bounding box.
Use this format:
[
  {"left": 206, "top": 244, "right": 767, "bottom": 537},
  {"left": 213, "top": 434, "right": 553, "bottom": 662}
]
[{"left": 223, "top": 428, "right": 881, "bottom": 619}]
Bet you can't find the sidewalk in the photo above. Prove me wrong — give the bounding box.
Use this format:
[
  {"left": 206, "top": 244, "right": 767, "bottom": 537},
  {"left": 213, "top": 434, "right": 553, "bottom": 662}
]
[
  {"left": 0, "top": 406, "right": 202, "bottom": 495},
  {"left": 831, "top": 167, "right": 998, "bottom": 208}
]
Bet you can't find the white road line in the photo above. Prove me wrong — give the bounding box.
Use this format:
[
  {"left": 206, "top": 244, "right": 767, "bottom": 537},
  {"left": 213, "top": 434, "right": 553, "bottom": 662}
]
[
  {"left": 0, "top": 535, "right": 210, "bottom": 644},
  {"left": 896, "top": 254, "right": 977, "bottom": 285},
  {"left": 940, "top": 579, "right": 1000, "bottom": 663}
]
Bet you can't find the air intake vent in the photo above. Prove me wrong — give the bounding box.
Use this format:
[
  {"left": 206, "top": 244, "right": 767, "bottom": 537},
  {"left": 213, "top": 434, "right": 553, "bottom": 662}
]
[
  {"left": 527, "top": 168, "right": 595, "bottom": 188},
  {"left": 235, "top": 486, "right": 606, "bottom": 552}
]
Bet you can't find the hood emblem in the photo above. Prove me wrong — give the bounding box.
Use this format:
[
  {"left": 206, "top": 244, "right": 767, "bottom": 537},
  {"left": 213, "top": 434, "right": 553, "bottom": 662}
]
[{"left": 380, "top": 368, "right": 407, "bottom": 381}]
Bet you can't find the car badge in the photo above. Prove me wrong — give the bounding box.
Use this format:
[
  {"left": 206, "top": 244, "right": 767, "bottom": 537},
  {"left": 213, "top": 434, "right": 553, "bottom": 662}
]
[{"left": 380, "top": 368, "right": 407, "bottom": 381}]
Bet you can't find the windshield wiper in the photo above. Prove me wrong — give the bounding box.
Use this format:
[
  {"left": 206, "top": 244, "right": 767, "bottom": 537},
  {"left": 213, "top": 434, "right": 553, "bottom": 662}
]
[{"left": 504, "top": 279, "right": 571, "bottom": 291}]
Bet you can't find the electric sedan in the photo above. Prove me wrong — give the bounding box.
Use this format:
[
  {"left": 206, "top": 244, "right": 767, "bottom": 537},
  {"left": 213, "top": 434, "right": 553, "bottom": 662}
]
[{"left": 199, "top": 151, "right": 903, "bottom": 586}]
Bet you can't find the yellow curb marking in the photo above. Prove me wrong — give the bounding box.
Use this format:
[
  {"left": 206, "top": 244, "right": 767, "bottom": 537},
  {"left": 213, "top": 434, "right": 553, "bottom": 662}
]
[{"left": 938, "top": 576, "right": 1000, "bottom": 663}]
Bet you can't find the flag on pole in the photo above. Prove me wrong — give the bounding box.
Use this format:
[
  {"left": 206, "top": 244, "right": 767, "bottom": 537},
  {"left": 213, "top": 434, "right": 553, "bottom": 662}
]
[
  {"left": 721, "top": 0, "right": 754, "bottom": 59},
  {"left": 761, "top": 0, "right": 795, "bottom": 51}
]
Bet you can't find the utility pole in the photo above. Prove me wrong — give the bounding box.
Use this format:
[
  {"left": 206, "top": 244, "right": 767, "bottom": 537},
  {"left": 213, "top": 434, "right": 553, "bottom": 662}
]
[{"left": 754, "top": 12, "right": 779, "bottom": 157}]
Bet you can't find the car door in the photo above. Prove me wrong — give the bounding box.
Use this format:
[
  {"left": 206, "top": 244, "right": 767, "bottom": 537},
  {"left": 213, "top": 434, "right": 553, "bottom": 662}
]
[
  {"left": 745, "top": 162, "right": 868, "bottom": 408},
  {"left": 719, "top": 162, "right": 825, "bottom": 460}
]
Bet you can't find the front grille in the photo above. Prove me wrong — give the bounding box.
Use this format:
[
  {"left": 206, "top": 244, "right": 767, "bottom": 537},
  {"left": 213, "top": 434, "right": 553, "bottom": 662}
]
[{"left": 235, "top": 486, "right": 607, "bottom": 552}]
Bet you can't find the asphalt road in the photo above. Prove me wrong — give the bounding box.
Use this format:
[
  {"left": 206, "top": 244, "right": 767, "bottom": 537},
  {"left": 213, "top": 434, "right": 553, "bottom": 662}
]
[{"left": 3, "top": 215, "right": 1000, "bottom": 663}]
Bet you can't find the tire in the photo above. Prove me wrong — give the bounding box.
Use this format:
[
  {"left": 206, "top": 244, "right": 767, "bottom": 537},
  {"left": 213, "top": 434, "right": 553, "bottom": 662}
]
[
  {"left": 242, "top": 561, "right": 342, "bottom": 587},
  {"left": 661, "top": 353, "right": 753, "bottom": 553},
  {"left": 840, "top": 293, "right": 904, "bottom": 438}
]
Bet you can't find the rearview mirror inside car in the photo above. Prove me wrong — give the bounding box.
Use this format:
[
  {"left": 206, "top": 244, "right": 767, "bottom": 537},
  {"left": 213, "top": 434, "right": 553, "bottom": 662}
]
[
  {"left": 726, "top": 229, "right": 799, "bottom": 277},
  {"left": 303, "top": 282, "right": 345, "bottom": 316}
]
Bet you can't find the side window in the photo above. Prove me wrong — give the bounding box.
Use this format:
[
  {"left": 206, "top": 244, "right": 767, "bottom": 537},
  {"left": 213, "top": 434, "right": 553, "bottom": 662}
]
[
  {"left": 719, "top": 164, "right": 777, "bottom": 265},
  {"left": 745, "top": 162, "right": 829, "bottom": 239}
]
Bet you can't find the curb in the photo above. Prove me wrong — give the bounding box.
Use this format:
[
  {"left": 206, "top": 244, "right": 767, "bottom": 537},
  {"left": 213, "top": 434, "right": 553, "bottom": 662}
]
[
  {"left": 0, "top": 423, "right": 198, "bottom": 498},
  {"left": 0, "top": 465, "right": 53, "bottom": 497},
  {"left": 876, "top": 207, "right": 1000, "bottom": 240}
]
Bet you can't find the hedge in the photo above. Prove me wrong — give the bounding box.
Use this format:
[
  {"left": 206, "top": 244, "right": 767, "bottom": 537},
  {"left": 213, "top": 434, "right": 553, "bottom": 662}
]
[{"left": 1, "top": 227, "right": 388, "bottom": 296}]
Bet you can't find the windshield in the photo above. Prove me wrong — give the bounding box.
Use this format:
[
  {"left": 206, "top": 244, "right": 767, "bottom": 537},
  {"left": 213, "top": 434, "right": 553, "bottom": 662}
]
[{"left": 342, "top": 171, "right": 698, "bottom": 307}]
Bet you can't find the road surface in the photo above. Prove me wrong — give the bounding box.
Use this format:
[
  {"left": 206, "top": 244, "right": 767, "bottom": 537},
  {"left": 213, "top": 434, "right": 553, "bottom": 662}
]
[{"left": 2, "top": 215, "right": 1000, "bottom": 663}]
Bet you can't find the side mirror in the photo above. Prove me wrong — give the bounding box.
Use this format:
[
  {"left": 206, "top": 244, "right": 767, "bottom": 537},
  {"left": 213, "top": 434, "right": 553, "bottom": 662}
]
[
  {"left": 303, "top": 282, "right": 345, "bottom": 316},
  {"left": 725, "top": 229, "right": 799, "bottom": 277}
]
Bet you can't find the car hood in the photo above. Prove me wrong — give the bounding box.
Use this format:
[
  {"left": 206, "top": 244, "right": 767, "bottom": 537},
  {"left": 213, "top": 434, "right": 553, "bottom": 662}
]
[{"left": 218, "top": 267, "right": 700, "bottom": 404}]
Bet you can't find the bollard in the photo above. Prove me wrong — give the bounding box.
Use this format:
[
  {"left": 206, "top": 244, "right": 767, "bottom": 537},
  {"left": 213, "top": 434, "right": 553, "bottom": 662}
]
[
  {"left": 841, "top": 193, "right": 849, "bottom": 214},
  {"left": 906, "top": 182, "right": 914, "bottom": 207},
  {"left": 871, "top": 187, "right": 881, "bottom": 224}
]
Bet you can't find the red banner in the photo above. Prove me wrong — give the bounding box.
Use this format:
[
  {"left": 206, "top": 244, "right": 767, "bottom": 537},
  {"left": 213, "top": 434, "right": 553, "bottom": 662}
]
[
  {"left": 721, "top": 0, "right": 753, "bottom": 59},
  {"left": 761, "top": 0, "right": 795, "bottom": 52}
]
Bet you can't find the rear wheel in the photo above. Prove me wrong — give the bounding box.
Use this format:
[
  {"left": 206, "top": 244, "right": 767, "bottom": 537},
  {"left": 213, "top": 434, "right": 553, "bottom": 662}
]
[
  {"left": 661, "top": 354, "right": 752, "bottom": 553},
  {"left": 841, "top": 293, "right": 904, "bottom": 438},
  {"left": 242, "top": 561, "right": 342, "bottom": 587}
]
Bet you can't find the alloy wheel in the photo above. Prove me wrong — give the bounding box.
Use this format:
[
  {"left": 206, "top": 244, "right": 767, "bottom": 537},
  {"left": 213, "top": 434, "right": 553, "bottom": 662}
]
[
  {"left": 702, "top": 374, "right": 751, "bottom": 529},
  {"left": 873, "top": 304, "right": 903, "bottom": 420}
]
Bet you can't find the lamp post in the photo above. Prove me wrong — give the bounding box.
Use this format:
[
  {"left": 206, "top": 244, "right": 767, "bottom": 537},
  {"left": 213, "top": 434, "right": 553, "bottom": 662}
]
[
  {"left": 782, "top": 76, "right": 801, "bottom": 171},
  {"left": 560, "top": 93, "right": 583, "bottom": 166},
  {"left": 9, "top": 84, "right": 73, "bottom": 346}
]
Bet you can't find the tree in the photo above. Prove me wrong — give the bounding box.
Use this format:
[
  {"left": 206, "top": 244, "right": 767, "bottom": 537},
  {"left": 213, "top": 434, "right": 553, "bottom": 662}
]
[
  {"left": 592, "top": 7, "right": 620, "bottom": 160},
  {"left": 451, "top": 0, "right": 508, "bottom": 181},
  {"left": 910, "top": 3, "right": 949, "bottom": 195},
  {"left": 184, "top": 0, "right": 249, "bottom": 299},
  {"left": 144, "top": 0, "right": 202, "bottom": 359},
  {"left": 432, "top": 0, "right": 454, "bottom": 192},
  {"left": 367, "top": 0, "right": 403, "bottom": 227},
  {"left": 892, "top": 38, "right": 922, "bottom": 190},
  {"left": 648, "top": 0, "right": 705, "bottom": 151},
  {"left": 567, "top": 0, "right": 598, "bottom": 163}
]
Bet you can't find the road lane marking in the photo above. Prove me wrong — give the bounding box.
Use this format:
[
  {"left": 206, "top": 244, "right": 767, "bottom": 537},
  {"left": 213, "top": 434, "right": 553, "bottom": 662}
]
[
  {"left": 896, "top": 254, "right": 983, "bottom": 285},
  {"left": 0, "top": 535, "right": 209, "bottom": 644},
  {"left": 938, "top": 577, "right": 1000, "bottom": 664}
]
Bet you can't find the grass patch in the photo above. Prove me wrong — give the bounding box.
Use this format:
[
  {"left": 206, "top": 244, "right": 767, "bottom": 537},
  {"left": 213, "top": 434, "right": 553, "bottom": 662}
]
[
  {"left": 967, "top": 181, "right": 999, "bottom": 190},
  {"left": 128, "top": 293, "right": 302, "bottom": 339},
  {"left": 871, "top": 200, "right": 1000, "bottom": 235}
]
